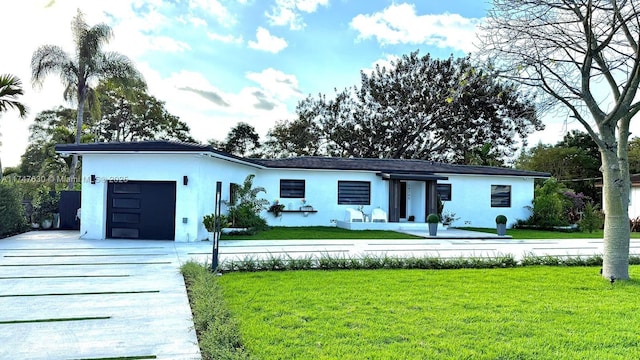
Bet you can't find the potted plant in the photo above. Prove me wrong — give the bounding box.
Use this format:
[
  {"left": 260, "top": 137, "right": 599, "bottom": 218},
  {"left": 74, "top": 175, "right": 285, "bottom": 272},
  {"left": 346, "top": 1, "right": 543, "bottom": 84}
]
[
  {"left": 427, "top": 213, "right": 440, "bottom": 236},
  {"left": 300, "top": 198, "right": 313, "bottom": 211},
  {"left": 268, "top": 200, "right": 285, "bottom": 217},
  {"left": 496, "top": 215, "right": 508, "bottom": 236},
  {"left": 441, "top": 211, "right": 459, "bottom": 228},
  {"left": 33, "top": 189, "right": 59, "bottom": 230}
]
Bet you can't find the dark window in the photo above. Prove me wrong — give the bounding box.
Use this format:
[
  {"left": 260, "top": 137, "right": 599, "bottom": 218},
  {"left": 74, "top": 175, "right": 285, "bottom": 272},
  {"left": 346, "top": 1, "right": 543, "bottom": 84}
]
[
  {"left": 491, "top": 185, "right": 511, "bottom": 207},
  {"left": 437, "top": 184, "right": 452, "bottom": 201},
  {"left": 229, "top": 183, "right": 239, "bottom": 204},
  {"left": 338, "top": 181, "right": 371, "bottom": 205},
  {"left": 280, "top": 179, "right": 305, "bottom": 198}
]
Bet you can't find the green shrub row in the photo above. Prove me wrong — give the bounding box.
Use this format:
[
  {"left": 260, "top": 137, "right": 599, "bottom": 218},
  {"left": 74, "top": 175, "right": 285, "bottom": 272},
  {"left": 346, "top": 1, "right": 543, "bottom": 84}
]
[
  {"left": 181, "top": 261, "right": 253, "bottom": 360},
  {"left": 220, "top": 253, "right": 518, "bottom": 272},
  {"left": 0, "top": 182, "right": 29, "bottom": 238},
  {"left": 520, "top": 253, "right": 640, "bottom": 267},
  {"left": 215, "top": 253, "right": 640, "bottom": 273}
]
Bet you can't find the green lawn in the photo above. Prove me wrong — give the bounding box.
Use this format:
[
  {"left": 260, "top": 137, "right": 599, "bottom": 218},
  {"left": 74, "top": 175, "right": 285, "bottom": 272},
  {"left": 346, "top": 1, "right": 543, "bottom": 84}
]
[
  {"left": 460, "top": 227, "right": 640, "bottom": 239},
  {"left": 216, "top": 267, "right": 640, "bottom": 360},
  {"left": 221, "top": 226, "right": 421, "bottom": 240}
]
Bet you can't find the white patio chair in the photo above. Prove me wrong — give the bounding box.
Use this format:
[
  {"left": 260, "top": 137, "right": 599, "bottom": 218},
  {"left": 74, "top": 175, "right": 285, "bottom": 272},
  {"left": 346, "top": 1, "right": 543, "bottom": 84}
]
[
  {"left": 371, "top": 208, "right": 387, "bottom": 222},
  {"left": 345, "top": 208, "right": 364, "bottom": 222}
]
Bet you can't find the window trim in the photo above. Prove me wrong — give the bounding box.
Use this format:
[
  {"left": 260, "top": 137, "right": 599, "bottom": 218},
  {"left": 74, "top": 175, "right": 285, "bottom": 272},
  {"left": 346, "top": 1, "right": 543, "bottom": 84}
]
[
  {"left": 337, "top": 181, "right": 371, "bottom": 205},
  {"left": 280, "top": 179, "right": 306, "bottom": 198},
  {"left": 491, "top": 184, "right": 512, "bottom": 208}
]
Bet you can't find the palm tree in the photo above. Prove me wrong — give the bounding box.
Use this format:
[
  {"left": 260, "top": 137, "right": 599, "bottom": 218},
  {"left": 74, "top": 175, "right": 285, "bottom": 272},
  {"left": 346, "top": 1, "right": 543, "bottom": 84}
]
[
  {"left": 0, "top": 74, "right": 28, "bottom": 178},
  {"left": 31, "top": 9, "right": 142, "bottom": 188}
]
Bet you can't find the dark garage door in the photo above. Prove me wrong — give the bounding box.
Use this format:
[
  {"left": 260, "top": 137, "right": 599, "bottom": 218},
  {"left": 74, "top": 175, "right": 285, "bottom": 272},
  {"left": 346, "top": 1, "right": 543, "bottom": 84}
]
[{"left": 106, "top": 181, "right": 176, "bottom": 240}]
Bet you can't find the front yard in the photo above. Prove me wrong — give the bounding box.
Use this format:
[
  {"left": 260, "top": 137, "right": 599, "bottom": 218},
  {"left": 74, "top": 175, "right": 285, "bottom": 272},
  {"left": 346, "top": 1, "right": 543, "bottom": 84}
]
[{"left": 184, "top": 263, "right": 640, "bottom": 359}]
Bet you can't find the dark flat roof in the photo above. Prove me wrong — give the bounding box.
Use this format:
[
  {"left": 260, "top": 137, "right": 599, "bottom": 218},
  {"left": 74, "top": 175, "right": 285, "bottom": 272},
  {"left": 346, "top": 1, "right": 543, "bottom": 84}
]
[
  {"left": 55, "top": 141, "right": 550, "bottom": 178},
  {"left": 253, "top": 157, "right": 549, "bottom": 178}
]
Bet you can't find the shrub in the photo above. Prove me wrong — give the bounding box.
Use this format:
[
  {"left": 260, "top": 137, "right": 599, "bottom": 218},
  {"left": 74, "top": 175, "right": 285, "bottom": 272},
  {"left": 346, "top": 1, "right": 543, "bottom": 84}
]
[
  {"left": 32, "top": 188, "right": 59, "bottom": 224},
  {"left": 427, "top": 213, "right": 440, "bottom": 223},
  {"left": 180, "top": 261, "right": 252, "bottom": 360},
  {"left": 529, "top": 178, "right": 571, "bottom": 227},
  {"left": 0, "top": 182, "right": 29, "bottom": 238},
  {"left": 203, "top": 214, "right": 230, "bottom": 233},
  {"left": 495, "top": 215, "right": 507, "bottom": 224},
  {"left": 579, "top": 202, "right": 604, "bottom": 233},
  {"left": 224, "top": 174, "right": 269, "bottom": 232}
]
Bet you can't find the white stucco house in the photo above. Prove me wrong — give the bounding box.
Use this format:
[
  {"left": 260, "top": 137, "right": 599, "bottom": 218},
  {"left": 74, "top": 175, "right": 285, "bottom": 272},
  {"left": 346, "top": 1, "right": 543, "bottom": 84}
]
[{"left": 55, "top": 141, "right": 549, "bottom": 242}]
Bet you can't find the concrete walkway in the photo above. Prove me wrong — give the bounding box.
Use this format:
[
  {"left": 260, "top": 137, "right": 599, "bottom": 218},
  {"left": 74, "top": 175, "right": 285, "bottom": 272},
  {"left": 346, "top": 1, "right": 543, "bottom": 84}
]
[
  {"left": 3, "top": 230, "right": 640, "bottom": 360},
  {"left": 0, "top": 231, "right": 201, "bottom": 360}
]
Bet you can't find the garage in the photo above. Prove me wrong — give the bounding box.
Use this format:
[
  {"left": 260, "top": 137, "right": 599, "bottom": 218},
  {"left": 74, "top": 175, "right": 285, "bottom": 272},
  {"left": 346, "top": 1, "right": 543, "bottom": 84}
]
[{"left": 106, "top": 181, "right": 177, "bottom": 240}]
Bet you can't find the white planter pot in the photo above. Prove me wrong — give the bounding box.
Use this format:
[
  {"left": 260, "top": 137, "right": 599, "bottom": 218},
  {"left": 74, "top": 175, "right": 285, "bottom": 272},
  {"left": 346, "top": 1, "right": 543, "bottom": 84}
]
[{"left": 41, "top": 219, "right": 53, "bottom": 229}]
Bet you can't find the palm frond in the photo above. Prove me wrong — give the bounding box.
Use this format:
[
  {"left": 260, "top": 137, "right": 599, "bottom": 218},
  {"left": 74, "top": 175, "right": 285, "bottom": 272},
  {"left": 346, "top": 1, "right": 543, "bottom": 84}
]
[
  {"left": 0, "top": 74, "right": 28, "bottom": 118},
  {"left": 31, "top": 44, "right": 76, "bottom": 89},
  {"left": 99, "top": 52, "right": 144, "bottom": 85}
]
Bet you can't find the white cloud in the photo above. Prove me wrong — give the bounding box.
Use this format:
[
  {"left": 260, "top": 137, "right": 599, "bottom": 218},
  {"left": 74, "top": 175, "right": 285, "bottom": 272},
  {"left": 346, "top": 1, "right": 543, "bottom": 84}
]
[
  {"left": 361, "top": 54, "right": 400, "bottom": 76},
  {"left": 188, "top": 0, "right": 235, "bottom": 26},
  {"left": 188, "top": 16, "right": 208, "bottom": 27},
  {"left": 207, "top": 32, "right": 243, "bottom": 44},
  {"left": 248, "top": 27, "right": 288, "bottom": 53},
  {"left": 147, "top": 36, "right": 191, "bottom": 52},
  {"left": 246, "top": 68, "right": 302, "bottom": 100},
  {"left": 266, "top": 0, "right": 329, "bottom": 30},
  {"left": 350, "top": 3, "right": 481, "bottom": 52}
]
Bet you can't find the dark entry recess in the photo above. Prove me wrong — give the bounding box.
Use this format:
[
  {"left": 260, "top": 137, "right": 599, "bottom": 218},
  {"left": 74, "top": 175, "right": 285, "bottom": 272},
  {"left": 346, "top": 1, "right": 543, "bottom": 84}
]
[
  {"left": 106, "top": 181, "right": 176, "bottom": 240},
  {"left": 400, "top": 182, "right": 407, "bottom": 219},
  {"left": 59, "top": 191, "right": 81, "bottom": 230}
]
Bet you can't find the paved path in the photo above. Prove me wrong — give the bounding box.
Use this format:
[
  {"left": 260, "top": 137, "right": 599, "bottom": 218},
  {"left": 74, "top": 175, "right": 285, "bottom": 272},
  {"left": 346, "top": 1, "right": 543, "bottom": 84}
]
[
  {"left": 0, "top": 231, "right": 201, "bottom": 360},
  {"left": 3, "top": 230, "right": 640, "bottom": 360}
]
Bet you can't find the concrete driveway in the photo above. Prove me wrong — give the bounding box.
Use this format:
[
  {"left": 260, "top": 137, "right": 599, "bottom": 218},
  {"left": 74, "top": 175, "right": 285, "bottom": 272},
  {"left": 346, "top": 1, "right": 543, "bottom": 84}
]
[{"left": 0, "top": 231, "right": 201, "bottom": 360}]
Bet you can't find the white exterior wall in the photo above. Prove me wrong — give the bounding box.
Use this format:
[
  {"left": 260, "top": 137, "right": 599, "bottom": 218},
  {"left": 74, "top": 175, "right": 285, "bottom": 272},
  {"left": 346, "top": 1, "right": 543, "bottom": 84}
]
[
  {"left": 79, "top": 152, "right": 537, "bottom": 241},
  {"left": 80, "top": 153, "right": 260, "bottom": 242},
  {"left": 437, "top": 174, "right": 535, "bottom": 228},
  {"left": 630, "top": 186, "right": 640, "bottom": 219},
  {"left": 254, "top": 168, "right": 389, "bottom": 227}
]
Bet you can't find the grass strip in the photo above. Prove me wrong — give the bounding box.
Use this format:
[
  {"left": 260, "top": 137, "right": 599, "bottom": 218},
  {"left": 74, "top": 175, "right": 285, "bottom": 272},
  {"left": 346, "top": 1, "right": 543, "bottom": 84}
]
[
  {"left": 0, "top": 290, "right": 159, "bottom": 298},
  {"left": 0, "top": 316, "right": 111, "bottom": 324},
  {"left": 181, "top": 261, "right": 253, "bottom": 360},
  {"left": 217, "top": 266, "right": 640, "bottom": 360}
]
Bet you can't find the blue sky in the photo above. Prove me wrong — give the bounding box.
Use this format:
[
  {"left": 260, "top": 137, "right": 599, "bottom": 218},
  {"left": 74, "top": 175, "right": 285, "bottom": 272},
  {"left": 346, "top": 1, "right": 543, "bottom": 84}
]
[{"left": 1, "top": 0, "right": 567, "bottom": 168}]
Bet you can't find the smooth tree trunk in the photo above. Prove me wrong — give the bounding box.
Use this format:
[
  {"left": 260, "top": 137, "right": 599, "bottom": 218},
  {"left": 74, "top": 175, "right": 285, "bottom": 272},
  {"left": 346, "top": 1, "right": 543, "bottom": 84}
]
[
  {"left": 601, "top": 142, "right": 631, "bottom": 280},
  {"left": 67, "top": 95, "right": 86, "bottom": 190}
]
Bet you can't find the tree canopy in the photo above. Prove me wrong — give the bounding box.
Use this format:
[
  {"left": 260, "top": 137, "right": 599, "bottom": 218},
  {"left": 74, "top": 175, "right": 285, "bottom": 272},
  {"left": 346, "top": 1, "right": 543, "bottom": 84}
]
[
  {"left": 264, "top": 52, "right": 542, "bottom": 163},
  {"left": 94, "top": 79, "right": 194, "bottom": 143},
  {"left": 210, "top": 122, "right": 261, "bottom": 157}
]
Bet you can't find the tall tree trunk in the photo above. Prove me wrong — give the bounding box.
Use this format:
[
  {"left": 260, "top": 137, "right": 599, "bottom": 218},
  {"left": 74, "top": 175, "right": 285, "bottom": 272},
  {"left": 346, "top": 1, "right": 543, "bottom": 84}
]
[
  {"left": 67, "top": 96, "right": 85, "bottom": 190},
  {"left": 601, "top": 146, "right": 631, "bottom": 280}
]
